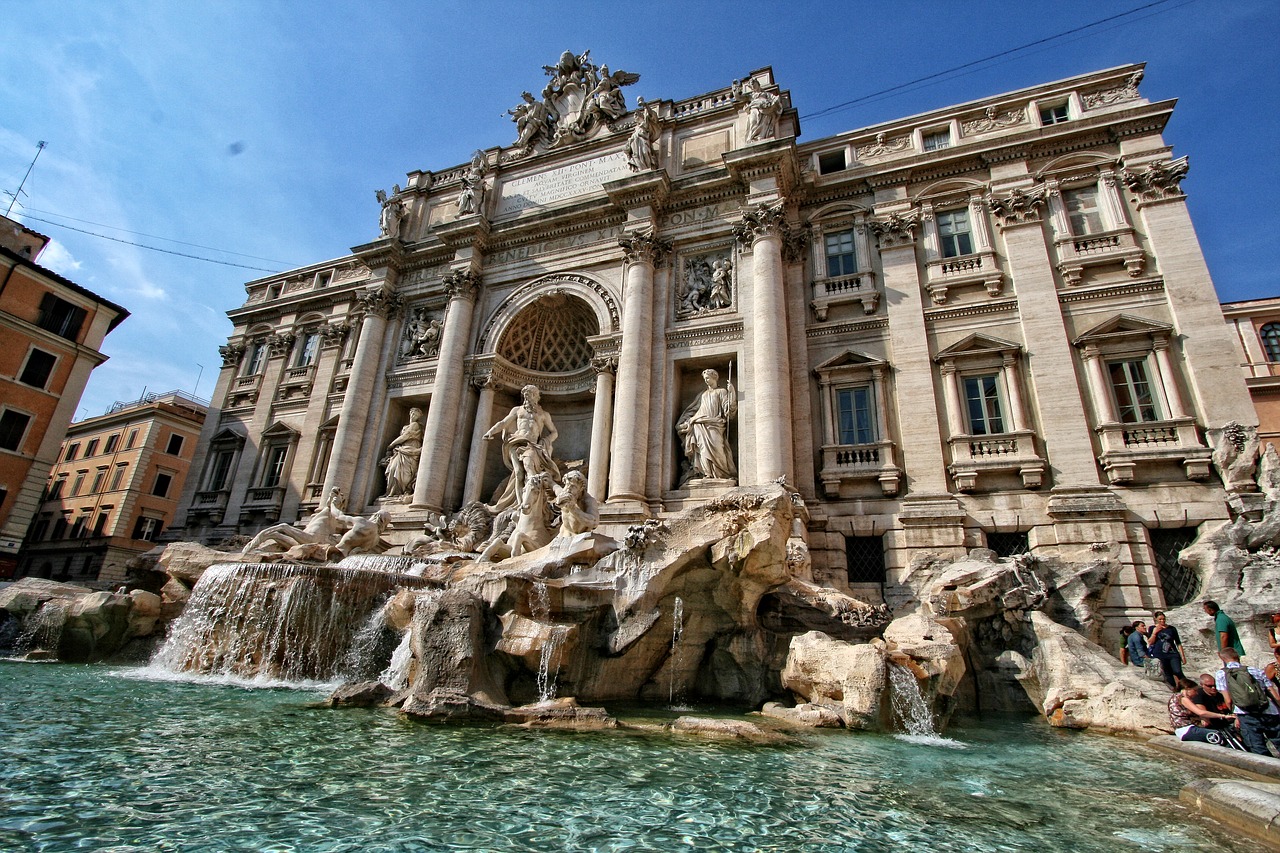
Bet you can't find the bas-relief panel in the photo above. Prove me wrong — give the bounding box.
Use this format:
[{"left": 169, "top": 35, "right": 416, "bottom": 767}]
[
  {"left": 676, "top": 247, "right": 735, "bottom": 320},
  {"left": 398, "top": 305, "right": 445, "bottom": 363}
]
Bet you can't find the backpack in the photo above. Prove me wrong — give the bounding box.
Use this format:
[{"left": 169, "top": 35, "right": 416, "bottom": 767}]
[{"left": 1225, "top": 666, "right": 1271, "bottom": 713}]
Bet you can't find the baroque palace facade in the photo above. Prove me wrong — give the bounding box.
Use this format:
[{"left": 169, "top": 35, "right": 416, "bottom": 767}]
[{"left": 172, "top": 57, "right": 1256, "bottom": 628}]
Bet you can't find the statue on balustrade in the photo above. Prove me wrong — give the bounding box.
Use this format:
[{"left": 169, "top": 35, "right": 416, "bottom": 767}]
[
  {"left": 375, "top": 186, "right": 406, "bottom": 238},
  {"left": 677, "top": 368, "right": 738, "bottom": 484},
  {"left": 482, "top": 384, "right": 560, "bottom": 513},
  {"left": 240, "top": 487, "right": 351, "bottom": 556},
  {"left": 381, "top": 408, "right": 424, "bottom": 500}
]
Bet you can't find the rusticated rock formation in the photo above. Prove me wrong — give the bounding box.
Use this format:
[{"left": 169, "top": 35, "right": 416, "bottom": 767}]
[{"left": 0, "top": 578, "right": 163, "bottom": 662}]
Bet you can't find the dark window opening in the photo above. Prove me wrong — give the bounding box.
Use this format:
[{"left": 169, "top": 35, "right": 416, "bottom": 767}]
[
  {"left": 19, "top": 349, "right": 57, "bottom": 389},
  {"left": 987, "top": 531, "right": 1030, "bottom": 558},
  {"left": 1150, "top": 527, "right": 1200, "bottom": 607},
  {"left": 846, "top": 535, "right": 887, "bottom": 584},
  {"left": 37, "top": 293, "right": 87, "bottom": 341},
  {"left": 0, "top": 410, "right": 32, "bottom": 451},
  {"left": 818, "top": 150, "right": 847, "bottom": 174},
  {"left": 104, "top": 433, "right": 119, "bottom": 453},
  {"left": 166, "top": 434, "right": 184, "bottom": 455},
  {"left": 152, "top": 473, "right": 173, "bottom": 498}
]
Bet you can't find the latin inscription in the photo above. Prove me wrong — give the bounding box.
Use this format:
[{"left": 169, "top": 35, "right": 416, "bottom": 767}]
[
  {"left": 496, "top": 152, "right": 631, "bottom": 216},
  {"left": 488, "top": 226, "right": 626, "bottom": 266}
]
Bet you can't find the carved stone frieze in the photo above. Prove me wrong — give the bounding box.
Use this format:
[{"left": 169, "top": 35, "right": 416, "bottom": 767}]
[
  {"left": 677, "top": 249, "right": 734, "bottom": 319},
  {"left": 333, "top": 261, "right": 369, "bottom": 282},
  {"left": 732, "top": 202, "right": 787, "bottom": 246},
  {"left": 1082, "top": 70, "right": 1143, "bottom": 110},
  {"left": 400, "top": 306, "right": 445, "bottom": 362},
  {"left": 986, "top": 188, "right": 1047, "bottom": 227},
  {"left": 356, "top": 286, "right": 403, "bottom": 319},
  {"left": 868, "top": 212, "right": 921, "bottom": 249},
  {"left": 618, "top": 229, "right": 671, "bottom": 266},
  {"left": 1121, "top": 156, "right": 1189, "bottom": 203},
  {"left": 266, "top": 332, "right": 296, "bottom": 357},
  {"left": 443, "top": 269, "right": 482, "bottom": 300},
  {"left": 218, "top": 343, "right": 245, "bottom": 369},
  {"left": 961, "top": 106, "right": 1026, "bottom": 135},
  {"left": 855, "top": 133, "right": 910, "bottom": 160}
]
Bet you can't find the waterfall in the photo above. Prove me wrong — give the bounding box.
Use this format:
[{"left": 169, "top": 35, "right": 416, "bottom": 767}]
[
  {"left": 529, "top": 582, "right": 550, "bottom": 621},
  {"left": 336, "top": 554, "right": 422, "bottom": 575},
  {"left": 668, "top": 596, "right": 687, "bottom": 710},
  {"left": 379, "top": 630, "right": 414, "bottom": 691},
  {"left": 14, "top": 601, "right": 69, "bottom": 657},
  {"left": 149, "top": 562, "right": 431, "bottom": 685},
  {"left": 887, "top": 663, "right": 964, "bottom": 748},
  {"left": 535, "top": 626, "right": 569, "bottom": 704}
]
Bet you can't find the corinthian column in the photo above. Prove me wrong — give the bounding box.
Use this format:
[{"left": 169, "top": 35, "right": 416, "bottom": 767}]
[
  {"left": 323, "top": 284, "right": 400, "bottom": 499},
  {"left": 588, "top": 355, "right": 617, "bottom": 500},
  {"left": 462, "top": 373, "right": 496, "bottom": 504},
  {"left": 734, "top": 202, "right": 793, "bottom": 484},
  {"left": 413, "top": 269, "right": 480, "bottom": 512},
  {"left": 608, "top": 230, "right": 669, "bottom": 505}
]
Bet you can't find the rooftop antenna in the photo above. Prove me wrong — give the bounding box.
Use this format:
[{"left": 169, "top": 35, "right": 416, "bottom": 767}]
[{"left": 4, "top": 140, "right": 47, "bottom": 217}]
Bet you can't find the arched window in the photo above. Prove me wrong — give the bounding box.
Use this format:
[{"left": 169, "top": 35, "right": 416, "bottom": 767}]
[{"left": 1261, "top": 323, "right": 1280, "bottom": 362}]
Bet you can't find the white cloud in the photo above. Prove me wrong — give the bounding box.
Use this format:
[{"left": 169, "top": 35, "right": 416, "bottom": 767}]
[{"left": 35, "top": 238, "right": 82, "bottom": 276}]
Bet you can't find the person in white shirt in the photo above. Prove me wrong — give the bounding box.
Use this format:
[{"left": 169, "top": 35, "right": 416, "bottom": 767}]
[{"left": 1215, "top": 648, "right": 1280, "bottom": 756}]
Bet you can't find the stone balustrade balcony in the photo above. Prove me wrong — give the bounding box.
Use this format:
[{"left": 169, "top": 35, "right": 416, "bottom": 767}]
[
  {"left": 819, "top": 439, "right": 902, "bottom": 497},
  {"left": 947, "top": 429, "right": 1045, "bottom": 491},
  {"left": 810, "top": 271, "right": 879, "bottom": 321},
  {"left": 923, "top": 250, "right": 1004, "bottom": 304},
  {"left": 189, "top": 489, "right": 230, "bottom": 524},
  {"left": 1054, "top": 226, "right": 1145, "bottom": 285},
  {"left": 1095, "top": 417, "right": 1211, "bottom": 484},
  {"left": 241, "top": 485, "right": 286, "bottom": 517}
]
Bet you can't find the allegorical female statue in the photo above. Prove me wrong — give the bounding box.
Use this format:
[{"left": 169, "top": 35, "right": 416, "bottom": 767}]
[
  {"left": 382, "top": 408, "right": 424, "bottom": 499},
  {"left": 676, "top": 368, "right": 737, "bottom": 484}
]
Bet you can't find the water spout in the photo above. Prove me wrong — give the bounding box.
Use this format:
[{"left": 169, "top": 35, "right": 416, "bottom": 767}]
[
  {"left": 887, "top": 662, "right": 964, "bottom": 748},
  {"left": 535, "top": 625, "right": 569, "bottom": 704},
  {"left": 668, "top": 596, "right": 687, "bottom": 710}
]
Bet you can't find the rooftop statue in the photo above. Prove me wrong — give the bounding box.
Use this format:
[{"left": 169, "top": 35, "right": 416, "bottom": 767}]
[
  {"left": 509, "top": 50, "right": 640, "bottom": 155},
  {"left": 733, "top": 77, "right": 782, "bottom": 142},
  {"left": 375, "top": 185, "right": 406, "bottom": 238},
  {"left": 457, "top": 150, "right": 487, "bottom": 216}
]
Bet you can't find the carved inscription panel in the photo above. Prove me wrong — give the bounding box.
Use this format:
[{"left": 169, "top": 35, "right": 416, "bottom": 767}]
[{"left": 496, "top": 152, "right": 630, "bottom": 216}]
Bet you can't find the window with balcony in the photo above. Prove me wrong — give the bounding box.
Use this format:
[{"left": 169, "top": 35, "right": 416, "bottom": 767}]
[
  {"left": 1109, "top": 358, "right": 1160, "bottom": 423},
  {"left": 814, "top": 351, "right": 900, "bottom": 497},
  {"left": 1039, "top": 102, "right": 1070, "bottom": 125},
  {"left": 936, "top": 209, "right": 974, "bottom": 258},
  {"left": 824, "top": 230, "right": 857, "bottom": 278},
  {"left": 242, "top": 341, "right": 267, "bottom": 376},
  {"left": 294, "top": 331, "right": 320, "bottom": 368},
  {"left": 1063, "top": 185, "right": 1105, "bottom": 236},
  {"left": 964, "top": 374, "right": 1005, "bottom": 435},
  {"left": 206, "top": 449, "right": 235, "bottom": 492},
  {"left": 1041, "top": 155, "right": 1145, "bottom": 284},
  {"left": 836, "top": 386, "right": 877, "bottom": 446},
  {"left": 1261, "top": 323, "right": 1280, "bottom": 362},
  {"left": 18, "top": 349, "right": 57, "bottom": 389},
  {"left": 0, "top": 409, "right": 32, "bottom": 452}
]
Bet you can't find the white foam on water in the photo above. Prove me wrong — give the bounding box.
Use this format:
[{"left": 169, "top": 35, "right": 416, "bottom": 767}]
[
  {"left": 893, "top": 733, "right": 967, "bottom": 749},
  {"left": 117, "top": 664, "right": 338, "bottom": 693}
]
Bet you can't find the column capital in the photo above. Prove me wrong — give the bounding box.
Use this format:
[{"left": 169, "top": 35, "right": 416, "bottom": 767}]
[
  {"left": 939, "top": 359, "right": 957, "bottom": 375},
  {"left": 868, "top": 211, "right": 921, "bottom": 249},
  {"left": 266, "top": 331, "right": 296, "bottom": 357},
  {"left": 1122, "top": 156, "right": 1189, "bottom": 205},
  {"left": 320, "top": 322, "right": 351, "bottom": 348},
  {"left": 591, "top": 353, "right": 619, "bottom": 375},
  {"left": 780, "top": 221, "right": 812, "bottom": 263},
  {"left": 443, "top": 269, "right": 482, "bottom": 300},
  {"left": 618, "top": 228, "right": 671, "bottom": 266},
  {"left": 218, "top": 343, "right": 245, "bottom": 369},
  {"left": 356, "top": 285, "right": 402, "bottom": 318},
  {"left": 985, "top": 188, "right": 1046, "bottom": 228},
  {"left": 470, "top": 371, "right": 493, "bottom": 390},
  {"left": 732, "top": 201, "right": 787, "bottom": 247}
]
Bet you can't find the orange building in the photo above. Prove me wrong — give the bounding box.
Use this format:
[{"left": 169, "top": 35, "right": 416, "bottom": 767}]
[
  {"left": 17, "top": 391, "right": 206, "bottom": 584},
  {"left": 1223, "top": 296, "right": 1280, "bottom": 446},
  {"left": 0, "top": 214, "right": 128, "bottom": 576}
]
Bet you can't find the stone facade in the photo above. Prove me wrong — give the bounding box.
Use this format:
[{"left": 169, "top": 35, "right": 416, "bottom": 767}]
[
  {"left": 172, "top": 60, "right": 1256, "bottom": 632},
  {"left": 1222, "top": 296, "right": 1280, "bottom": 446}
]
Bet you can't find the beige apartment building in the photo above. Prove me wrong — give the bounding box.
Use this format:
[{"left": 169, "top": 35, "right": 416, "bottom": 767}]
[
  {"left": 19, "top": 391, "right": 206, "bottom": 585},
  {"left": 1223, "top": 296, "right": 1280, "bottom": 447},
  {"left": 172, "top": 59, "right": 1257, "bottom": 633}
]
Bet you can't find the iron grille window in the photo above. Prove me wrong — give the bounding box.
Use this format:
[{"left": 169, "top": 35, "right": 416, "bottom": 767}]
[
  {"left": 987, "top": 531, "right": 1029, "bottom": 558},
  {"left": 1150, "top": 527, "right": 1200, "bottom": 607},
  {"left": 845, "top": 535, "right": 887, "bottom": 584}
]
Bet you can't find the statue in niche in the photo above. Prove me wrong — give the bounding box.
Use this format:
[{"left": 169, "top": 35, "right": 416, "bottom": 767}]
[
  {"left": 679, "top": 253, "right": 732, "bottom": 317},
  {"left": 240, "top": 487, "right": 351, "bottom": 556},
  {"left": 335, "top": 510, "right": 391, "bottom": 557},
  {"left": 509, "top": 91, "right": 554, "bottom": 152},
  {"left": 375, "top": 185, "right": 406, "bottom": 238},
  {"left": 402, "top": 308, "right": 444, "bottom": 360},
  {"left": 457, "top": 151, "right": 486, "bottom": 216},
  {"left": 381, "top": 408, "right": 424, "bottom": 500},
  {"left": 677, "top": 368, "right": 738, "bottom": 484},
  {"left": 733, "top": 78, "right": 782, "bottom": 142},
  {"left": 625, "top": 97, "right": 660, "bottom": 172},
  {"left": 553, "top": 470, "right": 599, "bottom": 538},
  {"left": 482, "top": 384, "right": 560, "bottom": 513}
]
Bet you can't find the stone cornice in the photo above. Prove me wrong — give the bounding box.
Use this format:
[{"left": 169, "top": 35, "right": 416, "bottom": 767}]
[
  {"left": 432, "top": 215, "right": 492, "bottom": 252},
  {"left": 350, "top": 237, "right": 407, "bottom": 272},
  {"left": 923, "top": 298, "right": 1019, "bottom": 324},
  {"left": 721, "top": 139, "right": 799, "bottom": 197},
  {"left": 604, "top": 170, "right": 672, "bottom": 213},
  {"left": 805, "top": 317, "right": 889, "bottom": 339},
  {"left": 664, "top": 319, "right": 744, "bottom": 349},
  {"left": 1056, "top": 277, "right": 1165, "bottom": 304}
]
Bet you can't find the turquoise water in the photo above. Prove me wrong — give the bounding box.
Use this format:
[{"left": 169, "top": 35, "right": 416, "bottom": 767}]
[{"left": 0, "top": 661, "right": 1242, "bottom": 852}]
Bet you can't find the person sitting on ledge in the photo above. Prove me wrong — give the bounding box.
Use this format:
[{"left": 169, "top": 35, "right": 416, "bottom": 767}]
[
  {"left": 1168, "top": 676, "right": 1241, "bottom": 749},
  {"left": 1124, "top": 620, "right": 1150, "bottom": 668},
  {"left": 1193, "top": 673, "right": 1234, "bottom": 730}
]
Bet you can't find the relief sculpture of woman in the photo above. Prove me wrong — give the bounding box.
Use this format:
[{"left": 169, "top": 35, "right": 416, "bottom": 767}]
[{"left": 382, "top": 407, "right": 424, "bottom": 500}]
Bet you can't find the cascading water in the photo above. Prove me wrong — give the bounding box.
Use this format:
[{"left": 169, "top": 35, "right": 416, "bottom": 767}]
[
  {"left": 529, "top": 582, "right": 550, "bottom": 621},
  {"left": 887, "top": 662, "right": 964, "bottom": 748},
  {"left": 14, "top": 602, "right": 69, "bottom": 657},
  {"left": 379, "top": 631, "right": 414, "bottom": 691},
  {"left": 668, "top": 596, "right": 687, "bottom": 710},
  {"left": 149, "top": 562, "right": 431, "bottom": 684},
  {"left": 535, "top": 626, "right": 569, "bottom": 704}
]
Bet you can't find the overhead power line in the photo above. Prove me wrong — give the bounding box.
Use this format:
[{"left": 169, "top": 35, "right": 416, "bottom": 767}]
[{"left": 801, "top": 0, "right": 1183, "bottom": 122}]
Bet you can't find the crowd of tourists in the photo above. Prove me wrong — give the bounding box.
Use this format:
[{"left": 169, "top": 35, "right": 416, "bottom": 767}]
[{"left": 1119, "top": 602, "right": 1280, "bottom": 756}]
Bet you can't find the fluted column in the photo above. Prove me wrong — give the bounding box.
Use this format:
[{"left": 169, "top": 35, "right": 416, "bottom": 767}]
[
  {"left": 413, "top": 269, "right": 480, "bottom": 512},
  {"left": 609, "top": 230, "right": 668, "bottom": 504},
  {"left": 1152, "top": 337, "right": 1188, "bottom": 419},
  {"left": 588, "top": 356, "right": 617, "bottom": 500},
  {"left": 1082, "top": 344, "right": 1119, "bottom": 424},
  {"left": 462, "top": 373, "right": 496, "bottom": 505},
  {"left": 734, "top": 202, "right": 793, "bottom": 484},
  {"left": 323, "top": 285, "right": 400, "bottom": 498}
]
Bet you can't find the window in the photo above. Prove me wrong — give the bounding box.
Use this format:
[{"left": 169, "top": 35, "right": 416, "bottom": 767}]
[
  {"left": 261, "top": 446, "right": 289, "bottom": 488},
  {"left": 266, "top": 283, "right": 282, "bottom": 300},
  {"left": 18, "top": 349, "right": 57, "bottom": 389},
  {"left": 818, "top": 150, "right": 847, "bottom": 174},
  {"left": 935, "top": 209, "right": 974, "bottom": 258},
  {"left": 845, "top": 535, "right": 887, "bottom": 584},
  {"left": 52, "top": 516, "right": 69, "bottom": 540},
  {"left": 92, "top": 512, "right": 109, "bottom": 537},
  {"left": 243, "top": 341, "right": 267, "bottom": 376},
  {"left": 1109, "top": 359, "right": 1160, "bottom": 423},
  {"left": 64, "top": 443, "right": 79, "bottom": 461},
  {"left": 294, "top": 331, "right": 319, "bottom": 368},
  {"left": 824, "top": 229, "right": 857, "bottom": 278},
  {"left": 1039, "top": 103, "right": 1070, "bottom": 125},
  {"left": 132, "top": 516, "right": 163, "bottom": 542},
  {"left": 69, "top": 515, "right": 88, "bottom": 539},
  {"left": 315, "top": 271, "right": 333, "bottom": 289},
  {"left": 987, "top": 531, "right": 1030, "bottom": 557},
  {"left": 1150, "top": 527, "right": 1200, "bottom": 607},
  {"left": 46, "top": 476, "right": 66, "bottom": 500},
  {"left": 963, "top": 374, "right": 1005, "bottom": 435},
  {"left": 104, "top": 433, "right": 119, "bottom": 453},
  {"left": 836, "top": 386, "right": 877, "bottom": 445},
  {"left": 125, "top": 429, "right": 138, "bottom": 450},
  {"left": 30, "top": 517, "right": 49, "bottom": 543},
  {"left": 90, "top": 467, "right": 107, "bottom": 494},
  {"left": 71, "top": 471, "right": 86, "bottom": 495},
  {"left": 152, "top": 472, "right": 173, "bottom": 498},
  {"left": 207, "top": 449, "right": 235, "bottom": 491},
  {"left": 109, "top": 463, "right": 128, "bottom": 491},
  {"left": 0, "top": 410, "right": 32, "bottom": 452},
  {"left": 922, "top": 129, "right": 951, "bottom": 151},
  {"left": 1261, "top": 323, "right": 1280, "bottom": 362},
  {"left": 1063, "top": 185, "right": 1104, "bottom": 235},
  {"left": 36, "top": 293, "right": 87, "bottom": 341},
  {"left": 166, "top": 434, "right": 184, "bottom": 455},
  {"left": 85, "top": 439, "right": 99, "bottom": 457}
]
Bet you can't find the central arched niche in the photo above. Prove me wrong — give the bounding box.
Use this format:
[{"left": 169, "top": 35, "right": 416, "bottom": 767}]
[{"left": 480, "top": 292, "right": 601, "bottom": 501}]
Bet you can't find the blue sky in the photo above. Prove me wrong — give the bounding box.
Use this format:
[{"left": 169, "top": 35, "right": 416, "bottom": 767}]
[{"left": 1, "top": 0, "right": 1275, "bottom": 419}]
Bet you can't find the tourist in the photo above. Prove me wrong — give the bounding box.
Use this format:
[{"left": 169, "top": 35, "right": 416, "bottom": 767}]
[
  {"left": 1269, "top": 612, "right": 1280, "bottom": 651},
  {"left": 1203, "top": 600, "right": 1246, "bottom": 658},
  {"left": 1266, "top": 646, "right": 1280, "bottom": 684},
  {"left": 1169, "top": 677, "right": 1239, "bottom": 747},
  {"left": 1147, "top": 611, "right": 1187, "bottom": 691},
  {"left": 1215, "top": 648, "right": 1280, "bottom": 756},
  {"left": 1193, "top": 674, "right": 1234, "bottom": 730},
  {"left": 1124, "top": 620, "right": 1150, "bottom": 668},
  {"left": 1119, "top": 625, "right": 1134, "bottom": 664}
]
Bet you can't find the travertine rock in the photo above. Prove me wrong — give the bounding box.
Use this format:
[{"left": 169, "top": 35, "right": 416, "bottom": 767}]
[
  {"left": 669, "top": 716, "right": 795, "bottom": 744},
  {"left": 781, "top": 631, "right": 887, "bottom": 730},
  {"left": 158, "top": 542, "right": 239, "bottom": 584},
  {"left": 759, "top": 701, "right": 843, "bottom": 728},
  {"left": 325, "top": 680, "right": 393, "bottom": 707}
]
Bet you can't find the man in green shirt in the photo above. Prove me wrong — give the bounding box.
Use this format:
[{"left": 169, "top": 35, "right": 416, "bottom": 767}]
[{"left": 1204, "top": 600, "right": 1246, "bottom": 657}]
